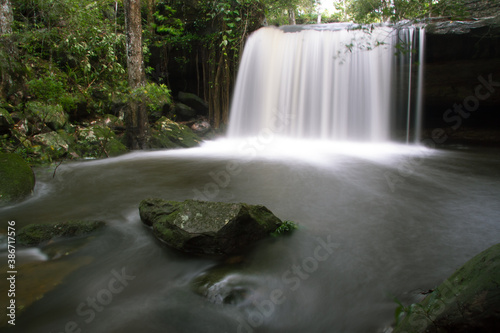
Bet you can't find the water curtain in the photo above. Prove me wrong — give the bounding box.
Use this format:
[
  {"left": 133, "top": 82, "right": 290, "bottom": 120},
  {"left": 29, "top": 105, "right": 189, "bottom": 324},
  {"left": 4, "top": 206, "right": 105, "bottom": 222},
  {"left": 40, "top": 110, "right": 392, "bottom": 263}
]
[{"left": 227, "top": 24, "right": 425, "bottom": 143}]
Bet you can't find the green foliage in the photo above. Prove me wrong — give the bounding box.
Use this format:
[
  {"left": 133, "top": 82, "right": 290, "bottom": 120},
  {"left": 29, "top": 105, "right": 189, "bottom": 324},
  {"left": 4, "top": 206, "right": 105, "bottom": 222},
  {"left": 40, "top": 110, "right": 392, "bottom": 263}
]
[
  {"left": 264, "top": 0, "right": 319, "bottom": 25},
  {"left": 393, "top": 297, "right": 413, "bottom": 326},
  {"left": 14, "top": 0, "right": 127, "bottom": 94},
  {"left": 152, "top": 2, "right": 184, "bottom": 37},
  {"left": 271, "top": 220, "right": 298, "bottom": 237},
  {"left": 27, "top": 75, "right": 65, "bottom": 104},
  {"left": 344, "top": 0, "right": 469, "bottom": 23},
  {"left": 129, "top": 82, "right": 172, "bottom": 114}
]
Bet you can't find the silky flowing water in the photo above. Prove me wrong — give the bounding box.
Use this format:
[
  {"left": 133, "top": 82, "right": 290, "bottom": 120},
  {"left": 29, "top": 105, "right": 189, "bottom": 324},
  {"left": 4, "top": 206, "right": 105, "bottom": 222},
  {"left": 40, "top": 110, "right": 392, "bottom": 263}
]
[
  {"left": 1, "top": 24, "right": 500, "bottom": 333},
  {"left": 2, "top": 144, "right": 500, "bottom": 333}
]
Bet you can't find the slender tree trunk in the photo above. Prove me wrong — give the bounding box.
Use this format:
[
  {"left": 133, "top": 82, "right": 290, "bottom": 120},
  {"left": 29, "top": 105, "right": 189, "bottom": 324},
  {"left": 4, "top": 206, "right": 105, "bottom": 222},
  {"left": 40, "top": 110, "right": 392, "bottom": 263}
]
[
  {"left": 0, "top": 0, "right": 16, "bottom": 100},
  {"left": 124, "top": 0, "right": 150, "bottom": 149},
  {"left": 288, "top": 8, "right": 296, "bottom": 25},
  {"left": 0, "top": 0, "right": 13, "bottom": 35},
  {"left": 145, "top": 0, "right": 155, "bottom": 36}
]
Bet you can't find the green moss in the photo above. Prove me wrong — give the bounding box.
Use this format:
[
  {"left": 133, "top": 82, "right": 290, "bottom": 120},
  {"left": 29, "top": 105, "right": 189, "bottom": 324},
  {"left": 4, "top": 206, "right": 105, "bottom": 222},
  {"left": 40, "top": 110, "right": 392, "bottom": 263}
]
[
  {"left": 394, "top": 243, "right": 500, "bottom": 333},
  {"left": 151, "top": 117, "right": 201, "bottom": 149},
  {"left": 0, "top": 153, "right": 35, "bottom": 205},
  {"left": 17, "top": 224, "right": 55, "bottom": 246},
  {"left": 25, "top": 102, "right": 68, "bottom": 130},
  {"left": 0, "top": 108, "right": 14, "bottom": 128},
  {"left": 17, "top": 220, "right": 106, "bottom": 246},
  {"left": 105, "top": 138, "right": 128, "bottom": 157}
]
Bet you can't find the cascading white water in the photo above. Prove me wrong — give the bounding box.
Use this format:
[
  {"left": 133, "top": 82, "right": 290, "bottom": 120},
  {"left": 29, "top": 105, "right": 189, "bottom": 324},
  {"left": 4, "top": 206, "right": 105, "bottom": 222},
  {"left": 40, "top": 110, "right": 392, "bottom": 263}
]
[{"left": 227, "top": 24, "right": 424, "bottom": 143}]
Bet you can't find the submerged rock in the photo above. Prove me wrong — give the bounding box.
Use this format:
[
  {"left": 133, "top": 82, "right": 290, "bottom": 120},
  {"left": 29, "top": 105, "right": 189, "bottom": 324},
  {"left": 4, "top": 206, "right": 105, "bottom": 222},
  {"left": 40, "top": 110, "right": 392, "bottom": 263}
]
[
  {"left": 394, "top": 243, "right": 500, "bottom": 333},
  {"left": 0, "top": 153, "right": 35, "bottom": 205},
  {"left": 190, "top": 264, "right": 257, "bottom": 305},
  {"left": 0, "top": 256, "right": 93, "bottom": 327},
  {"left": 139, "top": 199, "right": 283, "bottom": 256},
  {"left": 17, "top": 220, "right": 106, "bottom": 246}
]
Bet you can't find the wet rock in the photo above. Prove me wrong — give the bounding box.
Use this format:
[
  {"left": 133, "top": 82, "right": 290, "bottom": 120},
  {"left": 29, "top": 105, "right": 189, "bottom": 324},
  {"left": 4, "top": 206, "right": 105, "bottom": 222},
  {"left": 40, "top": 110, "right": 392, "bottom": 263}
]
[
  {"left": 393, "top": 243, "right": 500, "bottom": 333},
  {"left": 17, "top": 220, "right": 106, "bottom": 246},
  {"left": 33, "top": 131, "right": 70, "bottom": 152},
  {"left": 178, "top": 91, "right": 208, "bottom": 115},
  {"left": 75, "top": 123, "right": 128, "bottom": 157},
  {"left": 139, "top": 199, "right": 283, "bottom": 256},
  {"left": 0, "top": 153, "right": 35, "bottom": 205},
  {"left": 0, "top": 107, "right": 14, "bottom": 133},
  {"left": 190, "top": 264, "right": 256, "bottom": 305},
  {"left": 191, "top": 119, "right": 211, "bottom": 136},
  {"left": 0, "top": 256, "right": 93, "bottom": 327},
  {"left": 174, "top": 102, "right": 197, "bottom": 120},
  {"left": 151, "top": 116, "right": 201, "bottom": 148},
  {"left": 104, "top": 138, "right": 128, "bottom": 157},
  {"left": 25, "top": 102, "right": 68, "bottom": 130}
]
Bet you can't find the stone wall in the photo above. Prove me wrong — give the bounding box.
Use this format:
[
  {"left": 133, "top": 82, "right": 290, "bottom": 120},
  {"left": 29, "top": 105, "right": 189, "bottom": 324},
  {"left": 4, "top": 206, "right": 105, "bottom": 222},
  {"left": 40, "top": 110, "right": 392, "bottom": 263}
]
[{"left": 422, "top": 15, "right": 500, "bottom": 145}]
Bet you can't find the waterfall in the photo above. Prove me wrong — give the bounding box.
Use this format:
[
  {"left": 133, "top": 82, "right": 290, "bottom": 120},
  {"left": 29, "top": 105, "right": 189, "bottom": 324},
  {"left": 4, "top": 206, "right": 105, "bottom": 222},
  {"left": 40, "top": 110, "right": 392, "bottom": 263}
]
[{"left": 227, "top": 24, "right": 425, "bottom": 143}]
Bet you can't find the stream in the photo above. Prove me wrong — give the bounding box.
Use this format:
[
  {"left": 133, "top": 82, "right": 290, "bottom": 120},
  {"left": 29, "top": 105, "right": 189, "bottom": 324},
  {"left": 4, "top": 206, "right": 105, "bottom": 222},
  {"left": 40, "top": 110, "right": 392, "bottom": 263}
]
[{"left": 1, "top": 139, "right": 499, "bottom": 333}]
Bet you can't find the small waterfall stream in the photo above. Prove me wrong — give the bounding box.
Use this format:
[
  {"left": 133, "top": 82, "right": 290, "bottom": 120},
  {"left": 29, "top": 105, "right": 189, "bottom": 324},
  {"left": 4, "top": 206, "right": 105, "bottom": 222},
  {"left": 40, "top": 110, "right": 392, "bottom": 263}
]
[{"left": 227, "top": 24, "right": 425, "bottom": 143}]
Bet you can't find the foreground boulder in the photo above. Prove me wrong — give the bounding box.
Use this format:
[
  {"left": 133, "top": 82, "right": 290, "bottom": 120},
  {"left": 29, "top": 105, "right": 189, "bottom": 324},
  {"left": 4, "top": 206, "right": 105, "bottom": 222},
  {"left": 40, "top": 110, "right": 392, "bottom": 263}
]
[
  {"left": 139, "top": 199, "right": 283, "bottom": 256},
  {"left": 0, "top": 153, "right": 35, "bottom": 205},
  {"left": 394, "top": 243, "right": 500, "bottom": 333}
]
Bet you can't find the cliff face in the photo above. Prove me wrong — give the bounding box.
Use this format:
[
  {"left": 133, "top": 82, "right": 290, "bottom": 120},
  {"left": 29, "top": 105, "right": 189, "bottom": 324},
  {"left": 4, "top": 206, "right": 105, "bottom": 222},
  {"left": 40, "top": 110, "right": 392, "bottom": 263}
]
[{"left": 422, "top": 15, "right": 500, "bottom": 145}]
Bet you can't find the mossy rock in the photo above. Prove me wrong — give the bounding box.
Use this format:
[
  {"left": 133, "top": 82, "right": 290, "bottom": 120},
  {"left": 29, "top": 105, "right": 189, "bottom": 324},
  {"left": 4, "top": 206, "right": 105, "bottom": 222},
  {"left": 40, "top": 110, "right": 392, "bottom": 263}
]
[
  {"left": 17, "top": 220, "right": 106, "bottom": 246},
  {"left": 178, "top": 91, "right": 208, "bottom": 114},
  {"left": 0, "top": 153, "right": 35, "bottom": 205},
  {"left": 394, "top": 243, "right": 500, "bottom": 333},
  {"left": 33, "top": 131, "right": 70, "bottom": 151},
  {"left": 75, "top": 123, "right": 127, "bottom": 158},
  {"left": 104, "top": 137, "right": 128, "bottom": 157},
  {"left": 26, "top": 102, "right": 68, "bottom": 130},
  {"left": 151, "top": 117, "right": 201, "bottom": 149},
  {"left": 139, "top": 199, "right": 283, "bottom": 256}
]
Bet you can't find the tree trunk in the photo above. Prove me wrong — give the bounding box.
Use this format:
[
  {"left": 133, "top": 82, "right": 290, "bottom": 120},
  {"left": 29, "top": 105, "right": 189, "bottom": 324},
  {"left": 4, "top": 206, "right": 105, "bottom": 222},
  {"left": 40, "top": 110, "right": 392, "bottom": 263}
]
[
  {"left": 123, "top": 0, "right": 150, "bottom": 149},
  {"left": 145, "top": 0, "right": 155, "bottom": 36},
  {"left": 0, "top": 0, "right": 16, "bottom": 100},
  {"left": 288, "top": 8, "right": 296, "bottom": 25},
  {"left": 0, "top": 0, "right": 13, "bottom": 35}
]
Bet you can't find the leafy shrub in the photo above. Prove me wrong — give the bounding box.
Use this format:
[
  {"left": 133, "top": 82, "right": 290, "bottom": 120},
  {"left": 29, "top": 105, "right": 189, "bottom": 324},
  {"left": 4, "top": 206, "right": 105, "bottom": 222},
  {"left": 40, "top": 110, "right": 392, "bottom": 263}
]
[
  {"left": 271, "top": 220, "right": 298, "bottom": 237},
  {"left": 129, "top": 82, "right": 172, "bottom": 114},
  {"left": 27, "top": 75, "right": 65, "bottom": 104}
]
